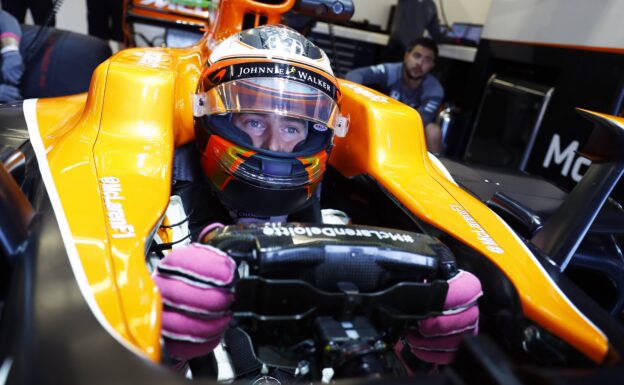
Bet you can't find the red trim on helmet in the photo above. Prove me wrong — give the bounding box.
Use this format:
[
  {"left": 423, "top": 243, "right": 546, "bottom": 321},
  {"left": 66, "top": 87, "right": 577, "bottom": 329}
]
[
  {"left": 229, "top": 149, "right": 255, "bottom": 174},
  {"left": 297, "top": 151, "right": 328, "bottom": 184},
  {"left": 219, "top": 176, "right": 233, "bottom": 191}
]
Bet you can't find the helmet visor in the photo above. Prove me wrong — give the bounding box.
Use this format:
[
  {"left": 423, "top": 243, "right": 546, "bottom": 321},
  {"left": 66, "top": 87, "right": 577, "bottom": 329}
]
[{"left": 197, "top": 77, "right": 342, "bottom": 128}]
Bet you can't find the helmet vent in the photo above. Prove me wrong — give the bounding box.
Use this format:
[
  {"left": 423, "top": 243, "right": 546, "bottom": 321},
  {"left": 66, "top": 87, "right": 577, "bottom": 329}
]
[
  {"left": 239, "top": 25, "right": 324, "bottom": 60},
  {"left": 262, "top": 160, "right": 293, "bottom": 176}
]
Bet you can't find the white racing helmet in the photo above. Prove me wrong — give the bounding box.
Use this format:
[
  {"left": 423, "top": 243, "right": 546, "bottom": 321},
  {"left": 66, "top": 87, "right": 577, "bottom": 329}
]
[{"left": 194, "top": 25, "right": 348, "bottom": 216}]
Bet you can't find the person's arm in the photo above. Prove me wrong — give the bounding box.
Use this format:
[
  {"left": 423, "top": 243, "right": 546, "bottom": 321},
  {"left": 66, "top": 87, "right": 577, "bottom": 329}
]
[
  {"left": 417, "top": 95, "right": 442, "bottom": 127},
  {"left": 0, "top": 10, "right": 21, "bottom": 42},
  {"left": 344, "top": 64, "right": 389, "bottom": 88},
  {"left": 0, "top": 10, "right": 24, "bottom": 87},
  {"left": 417, "top": 80, "right": 444, "bottom": 127}
]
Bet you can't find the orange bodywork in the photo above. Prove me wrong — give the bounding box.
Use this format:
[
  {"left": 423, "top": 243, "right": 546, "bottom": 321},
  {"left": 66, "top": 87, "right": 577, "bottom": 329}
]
[
  {"left": 24, "top": 0, "right": 613, "bottom": 366},
  {"left": 331, "top": 81, "right": 611, "bottom": 363}
]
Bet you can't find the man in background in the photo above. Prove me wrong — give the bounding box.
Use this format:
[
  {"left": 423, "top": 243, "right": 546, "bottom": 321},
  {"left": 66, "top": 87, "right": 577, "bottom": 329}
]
[{"left": 346, "top": 37, "right": 444, "bottom": 153}]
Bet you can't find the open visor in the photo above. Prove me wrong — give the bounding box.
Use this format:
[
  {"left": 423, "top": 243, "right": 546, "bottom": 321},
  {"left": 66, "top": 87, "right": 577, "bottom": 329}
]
[{"left": 194, "top": 77, "right": 348, "bottom": 134}]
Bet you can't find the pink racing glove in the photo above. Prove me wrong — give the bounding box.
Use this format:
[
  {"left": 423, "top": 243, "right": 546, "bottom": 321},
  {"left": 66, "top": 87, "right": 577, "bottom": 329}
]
[
  {"left": 397, "top": 269, "right": 482, "bottom": 369},
  {"left": 152, "top": 224, "right": 236, "bottom": 361}
]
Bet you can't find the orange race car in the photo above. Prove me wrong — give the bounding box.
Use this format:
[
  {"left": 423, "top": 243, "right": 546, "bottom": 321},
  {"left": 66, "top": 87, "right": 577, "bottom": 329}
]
[{"left": 1, "top": 0, "right": 624, "bottom": 384}]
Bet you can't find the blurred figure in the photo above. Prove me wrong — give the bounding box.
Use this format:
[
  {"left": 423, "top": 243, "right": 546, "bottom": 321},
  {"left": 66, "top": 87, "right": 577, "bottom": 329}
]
[
  {"left": 86, "top": 0, "right": 124, "bottom": 43},
  {"left": 0, "top": 8, "right": 112, "bottom": 102},
  {"left": 384, "top": 0, "right": 446, "bottom": 62},
  {"left": 0, "top": 8, "right": 23, "bottom": 102},
  {"left": 1, "top": 0, "right": 55, "bottom": 26},
  {"left": 346, "top": 37, "right": 444, "bottom": 153},
  {"left": 19, "top": 24, "right": 113, "bottom": 99}
]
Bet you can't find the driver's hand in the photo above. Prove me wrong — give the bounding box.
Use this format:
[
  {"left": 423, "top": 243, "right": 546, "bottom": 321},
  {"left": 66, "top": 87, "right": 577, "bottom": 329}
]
[
  {"left": 398, "top": 270, "right": 482, "bottom": 368},
  {"left": 152, "top": 237, "right": 236, "bottom": 361}
]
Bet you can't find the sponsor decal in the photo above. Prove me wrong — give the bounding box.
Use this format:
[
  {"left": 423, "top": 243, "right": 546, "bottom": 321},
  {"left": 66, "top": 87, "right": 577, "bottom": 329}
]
[
  {"left": 100, "top": 177, "right": 136, "bottom": 239},
  {"left": 313, "top": 123, "right": 327, "bottom": 131},
  {"left": 261, "top": 223, "right": 415, "bottom": 243},
  {"left": 208, "top": 62, "right": 337, "bottom": 99},
  {"left": 341, "top": 83, "right": 390, "bottom": 103},
  {"left": 371, "top": 64, "right": 386, "bottom": 75},
  {"left": 450, "top": 204, "right": 504, "bottom": 254},
  {"left": 137, "top": 51, "right": 163, "bottom": 67},
  {"left": 211, "top": 68, "right": 227, "bottom": 83}
]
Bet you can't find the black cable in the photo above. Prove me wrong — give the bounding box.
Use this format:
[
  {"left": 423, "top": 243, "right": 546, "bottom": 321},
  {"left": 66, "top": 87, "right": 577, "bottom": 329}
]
[
  {"left": 24, "top": 0, "right": 64, "bottom": 64},
  {"left": 159, "top": 212, "right": 193, "bottom": 229},
  {"left": 150, "top": 233, "right": 193, "bottom": 254},
  {"left": 134, "top": 32, "right": 166, "bottom": 47}
]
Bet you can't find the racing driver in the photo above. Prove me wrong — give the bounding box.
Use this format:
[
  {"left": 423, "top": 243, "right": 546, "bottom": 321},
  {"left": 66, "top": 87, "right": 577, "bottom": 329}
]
[{"left": 150, "top": 25, "right": 482, "bottom": 375}]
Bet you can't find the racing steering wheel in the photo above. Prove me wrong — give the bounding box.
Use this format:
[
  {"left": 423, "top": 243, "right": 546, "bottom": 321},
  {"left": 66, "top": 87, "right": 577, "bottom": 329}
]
[{"left": 202, "top": 222, "right": 457, "bottom": 382}]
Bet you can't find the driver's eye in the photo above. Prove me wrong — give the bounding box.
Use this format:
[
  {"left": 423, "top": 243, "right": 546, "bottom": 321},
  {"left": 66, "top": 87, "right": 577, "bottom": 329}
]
[
  {"left": 246, "top": 120, "right": 265, "bottom": 130},
  {"left": 284, "top": 126, "right": 300, "bottom": 134}
]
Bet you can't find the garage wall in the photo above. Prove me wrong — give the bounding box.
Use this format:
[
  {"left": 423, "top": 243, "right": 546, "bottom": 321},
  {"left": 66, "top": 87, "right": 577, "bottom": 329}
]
[
  {"left": 55, "top": 0, "right": 88, "bottom": 35},
  {"left": 352, "top": 0, "right": 493, "bottom": 29},
  {"left": 52, "top": 0, "right": 495, "bottom": 38},
  {"left": 483, "top": 0, "right": 624, "bottom": 49}
]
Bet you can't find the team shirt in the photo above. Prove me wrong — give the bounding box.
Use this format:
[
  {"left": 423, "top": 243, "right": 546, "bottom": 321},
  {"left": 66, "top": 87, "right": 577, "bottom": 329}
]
[{"left": 346, "top": 62, "right": 444, "bottom": 126}]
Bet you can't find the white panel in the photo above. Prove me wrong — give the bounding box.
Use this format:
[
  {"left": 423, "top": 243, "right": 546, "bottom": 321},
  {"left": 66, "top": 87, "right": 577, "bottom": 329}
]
[
  {"left": 54, "top": 0, "right": 493, "bottom": 40},
  {"left": 432, "top": 0, "right": 492, "bottom": 25},
  {"left": 483, "top": 0, "right": 624, "bottom": 48},
  {"left": 352, "top": 0, "right": 493, "bottom": 29},
  {"left": 57, "top": 0, "right": 88, "bottom": 35},
  {"left": 352, "top": 0, "right": 398, "bottom": 29}
]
